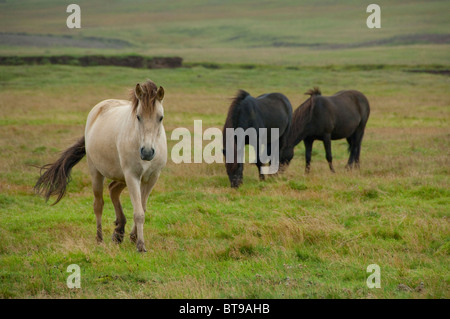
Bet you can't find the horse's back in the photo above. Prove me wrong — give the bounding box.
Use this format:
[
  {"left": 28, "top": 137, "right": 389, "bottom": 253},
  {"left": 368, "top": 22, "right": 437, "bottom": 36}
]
[
  {"left": 86, "top": 99, "right": 130, "bottom": 131},
  {"left": 331, "top": 90, "right": 370, "bottom": 121},
  {"left": 314, "top": 91, "right": 369, "bottom": 139},
  {"left": 254, "top": 93, "right": 292, "bottom": 134},
  {"left": 85, "top": 99, "right": 131, "bottom": 181},
  {"left": 85, "top": 99, "right": 129, "bottom": 148},
  {"left": 256, "top": 93, "right": 292, "bottom": 116}
]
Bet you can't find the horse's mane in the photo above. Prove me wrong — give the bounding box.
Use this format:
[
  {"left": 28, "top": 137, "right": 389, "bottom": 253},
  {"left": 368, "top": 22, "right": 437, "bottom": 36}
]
[
  {"left": 130, "top": 79, "right": 158, "bottom": 114},
  {"left": 223, "top": 90, "right": 250, "bottom": 172},
  {"left": 223, "top": 90, "right": 250, "bottom": 131},
  {"left": 288, "top": 87, "right": 321, "bottom": 146},
  {"left": 291, "top": 99, "right": 312, "bottom": 133}
]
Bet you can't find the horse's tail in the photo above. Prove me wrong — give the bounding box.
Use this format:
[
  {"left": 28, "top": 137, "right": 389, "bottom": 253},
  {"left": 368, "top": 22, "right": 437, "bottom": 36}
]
[
  {"left": 304, "top": 87, "right": 321, "bottom": 113},
  {"left": 304, "top": 87, "right": 321, "bottom": 97},
  {"left": 34, "top": 136, "right": 86, "bottom": 205}
]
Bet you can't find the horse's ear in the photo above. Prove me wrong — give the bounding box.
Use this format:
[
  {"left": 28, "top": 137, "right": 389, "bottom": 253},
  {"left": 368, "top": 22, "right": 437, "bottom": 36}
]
[
  {"left": 135, "top": 83, "right": 143, "bottom": 100},
  {"left": 156, "top": 86, "right": 164, "bottom": 101}
]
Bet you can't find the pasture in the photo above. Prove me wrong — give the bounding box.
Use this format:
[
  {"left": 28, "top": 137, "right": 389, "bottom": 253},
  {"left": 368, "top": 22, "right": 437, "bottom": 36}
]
[
  {"left": 0, "top": 63, "right": 448, "bottom": 298},
  {"left": 0, "top": 0, "right": 449, "bottom": 299}
]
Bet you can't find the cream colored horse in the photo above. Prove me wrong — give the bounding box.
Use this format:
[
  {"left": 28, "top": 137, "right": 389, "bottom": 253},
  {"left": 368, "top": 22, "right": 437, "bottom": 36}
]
[{"left": 35, "top": 80, "right": 167, "bottom": 252}]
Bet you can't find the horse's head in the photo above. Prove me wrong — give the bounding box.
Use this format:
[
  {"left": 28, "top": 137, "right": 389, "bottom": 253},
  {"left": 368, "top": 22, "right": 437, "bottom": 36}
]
[
  {"left": 133, "top": 81, "right": 165, "bottom": 161},
  {"left": 223, "top": 144, "right": 243, "bottom": 188},
  {"left": 225, "top": 161, "right": 243, "bottom": 188},
  {"left": 279, "top": 145, "right": 294, "bottom": 171}
]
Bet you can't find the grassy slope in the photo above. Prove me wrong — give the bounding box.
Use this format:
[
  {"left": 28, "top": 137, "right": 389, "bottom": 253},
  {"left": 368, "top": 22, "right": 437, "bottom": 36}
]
[
  {"left": 0, "top": 64, "right": 448, "bottom": 298},
  {"left": 0, "top": 0, "right": 449, "bottom": 65}
]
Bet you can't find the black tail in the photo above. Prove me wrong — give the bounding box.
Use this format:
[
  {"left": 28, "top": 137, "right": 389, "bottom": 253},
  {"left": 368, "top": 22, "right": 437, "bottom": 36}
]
[
  {"left": 34, "top": 136, "right": 86, "bottom": 205},
  {"left": 304, "top": 87, "right": 321, "bottom": 96}
]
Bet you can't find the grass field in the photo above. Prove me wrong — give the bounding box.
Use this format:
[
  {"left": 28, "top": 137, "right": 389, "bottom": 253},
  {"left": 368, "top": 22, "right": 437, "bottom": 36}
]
[
  {"left": 0, "top": 0, "right": 449, "bottom": 299},
  {"left": 1, "top": 0, "right": 450, "bottom": 66}
]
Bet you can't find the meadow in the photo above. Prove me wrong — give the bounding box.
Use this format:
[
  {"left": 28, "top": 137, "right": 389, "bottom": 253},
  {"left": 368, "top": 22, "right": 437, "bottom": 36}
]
[
  {"left": 0, "top": 0, "right": 449, "bottom": 299},
  {"left": 0, "top": 62, "right": 448, "bottom": 298}
]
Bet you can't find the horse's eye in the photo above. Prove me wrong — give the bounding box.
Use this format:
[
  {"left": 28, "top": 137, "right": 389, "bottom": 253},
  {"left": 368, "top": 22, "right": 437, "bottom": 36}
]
[
  {"left": 159, "top": 116, "right": 164, "bottom": 122},
  {"left": 137, "top": 115, "right": 141, "bottom": 122}
]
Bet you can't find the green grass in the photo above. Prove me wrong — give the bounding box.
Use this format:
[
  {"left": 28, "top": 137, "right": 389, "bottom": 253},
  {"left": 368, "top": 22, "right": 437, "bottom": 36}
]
[
  {"left": 0, "top": 0, "right": 449, "bottom": 299},
  {"left": 0, "top": 0, "right": 449, "bottom": 65},
  {"left": 0, "top": 63, "right": 448, "bottom": 298}
]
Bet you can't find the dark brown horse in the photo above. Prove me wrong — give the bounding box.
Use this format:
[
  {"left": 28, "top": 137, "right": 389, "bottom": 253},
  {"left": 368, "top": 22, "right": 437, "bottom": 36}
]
[
  {"left": 223, "top": 90, "right": 292, "bottom": 188},
  {"left": 280, "top": 88, "right": 370, "bottom": 173}
]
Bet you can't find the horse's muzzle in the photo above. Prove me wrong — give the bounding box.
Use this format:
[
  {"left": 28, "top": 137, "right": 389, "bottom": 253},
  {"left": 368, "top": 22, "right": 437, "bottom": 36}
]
[{"left": 140, "top": 147, "right": 155, "bottom": 161}]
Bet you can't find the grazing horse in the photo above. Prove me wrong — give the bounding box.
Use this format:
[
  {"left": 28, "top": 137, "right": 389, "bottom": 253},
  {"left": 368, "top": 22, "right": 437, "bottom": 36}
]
[
  {"left": 281, "top": 87, "right": 370, "bottom": 173},
  {"left": 223, "top": 90, "right": 292, "bottom": 188},
  {"left": 34, "top": 80, "right": 167, "bottom": 252}
]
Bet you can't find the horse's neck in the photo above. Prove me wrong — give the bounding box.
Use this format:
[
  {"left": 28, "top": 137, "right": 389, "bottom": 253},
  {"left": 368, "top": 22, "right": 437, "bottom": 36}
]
[
  {"left": 235, "top": 102, "right": 256, "bottom": 129},
  {"left": 288, "top": 102, "right": 315, "bottom": 147},
  {"left": 115, "top": 109, "right": 139, "bottom": 145},
  {"left": 286, "top": 123, "right": 305, "bottom": 147}
]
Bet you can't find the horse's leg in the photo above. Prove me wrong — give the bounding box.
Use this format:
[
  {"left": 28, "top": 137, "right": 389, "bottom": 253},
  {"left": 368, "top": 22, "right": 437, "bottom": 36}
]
[
  {"left": 278, "top": 132, "right": 290, "bottom": 173},
  {"left": 254, "top": 143, "right": 264, "bottom": 181},
  {"left": 304, "top": 138, "right": 314, "bottom": 174},
  {"left": 354, "top": 129, "right": 365, "bottom": 169},
  {"left": 109, "top": 181, "right": 127, "bottom": 243},
  {"left": 256, "top": 160, "right": 265, "bottom": 181},
  {"left": 266, "top": 142, "right": 279, "bottom": 175},
  {"left": 90, "top": 168, "right": 105, "bottom": 243},
  {"left": 124, "top": 174, "right": 147, "bottom": 252},
  {"left": 125, "top": 174, "right": 153, "bottom": 252},
  {"left": 129, "top": 173, "right": 160, "bottom": 246},
  {"left": 140, "top": 173, "right": 160, "bottom": 213},
  {"left": 346, "top": 129, "right": 364, "bottom": 170},
  {"left": 345, "top": 137, "right": 354, "bottom": 170},
  {"left": 256, "top": 143, "right": 269, "bottom": 180},
  {"left": 323, "top": 134, "right": 335, "bottom": 173}
]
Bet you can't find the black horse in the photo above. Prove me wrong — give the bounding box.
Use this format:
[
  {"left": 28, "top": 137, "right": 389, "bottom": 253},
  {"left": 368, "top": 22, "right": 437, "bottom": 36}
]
[
  {"left": 223, "top": 90, "right": 292, "bottom": 188},
  {"left": 281, "top": 88, "right": 370, "bottom": 173}
]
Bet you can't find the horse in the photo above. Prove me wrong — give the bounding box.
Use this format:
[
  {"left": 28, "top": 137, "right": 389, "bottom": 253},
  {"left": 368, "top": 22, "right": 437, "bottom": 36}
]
[
  {"left": 222, "top": 90, "right": 292, "bottom": 188},
  {"left": 281, "top": 87, "right": 370, "bottom": 173},
  {"left": 34, "top": 80, "right": 167, "bottom": 252}
]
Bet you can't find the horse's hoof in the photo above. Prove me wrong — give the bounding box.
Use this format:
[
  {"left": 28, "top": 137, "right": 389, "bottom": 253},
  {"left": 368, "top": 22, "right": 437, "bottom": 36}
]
[
  {"left": 136, "top": 241, "right": 147, "bottom": 253},
  {"left": 230, "top": 179, "right": 243, "bottom": 188},
  {"left": 112, "top": 231, "right": 124, "bottom": 244}
]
